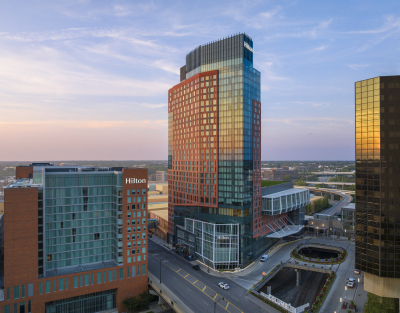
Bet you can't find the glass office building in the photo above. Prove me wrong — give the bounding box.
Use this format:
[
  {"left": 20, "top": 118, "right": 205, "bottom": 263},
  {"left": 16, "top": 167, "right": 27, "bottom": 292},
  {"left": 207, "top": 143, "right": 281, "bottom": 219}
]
[{"left": 355, "top": 76, "right": 400, "bottom": 302}]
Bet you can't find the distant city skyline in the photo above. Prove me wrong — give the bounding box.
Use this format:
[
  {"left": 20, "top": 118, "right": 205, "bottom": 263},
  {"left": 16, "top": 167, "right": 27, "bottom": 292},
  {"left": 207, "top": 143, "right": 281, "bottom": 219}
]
[{"left": 1, "top": 0, "right": 400, "bottom": 161}]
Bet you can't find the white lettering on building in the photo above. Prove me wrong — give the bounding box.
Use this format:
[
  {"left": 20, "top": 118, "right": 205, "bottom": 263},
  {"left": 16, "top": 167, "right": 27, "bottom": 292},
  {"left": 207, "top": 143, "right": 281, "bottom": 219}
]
[
  {"left": 126, "top": 178, "right": 147, "bottom": 184},
  {"left": 244, "top": 42, "right": 253, "bottom": 53}
]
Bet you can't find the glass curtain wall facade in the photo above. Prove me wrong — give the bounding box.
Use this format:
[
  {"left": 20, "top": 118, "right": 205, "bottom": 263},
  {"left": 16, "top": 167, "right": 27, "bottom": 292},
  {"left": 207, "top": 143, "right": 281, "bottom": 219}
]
[
  {"left": 184, "top": 219, "right": 239, "bottom": 269},
  {"left": 168, "top": 33, "right": 267, "bottom": 268},
  {"left": 35, "top": 167, "right": 123, "bottom": 277},
  {"left": 45, "top": 289, "right": 116, "bottom": 313},
  {"left": 355, "top": 76, "right": 400, "bottom": 279}
]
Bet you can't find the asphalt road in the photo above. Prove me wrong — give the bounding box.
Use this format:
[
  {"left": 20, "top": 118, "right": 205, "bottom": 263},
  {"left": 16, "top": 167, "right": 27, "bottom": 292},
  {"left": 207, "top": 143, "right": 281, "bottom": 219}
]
[{"left": 148, "top": 240, "right": 270, "bottom": 313}]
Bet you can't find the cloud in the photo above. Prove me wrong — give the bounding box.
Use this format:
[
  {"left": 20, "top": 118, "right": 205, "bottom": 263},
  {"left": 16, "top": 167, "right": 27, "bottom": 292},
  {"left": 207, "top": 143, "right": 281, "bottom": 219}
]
[
  {"left": 262, "top": 117, "right": 353, "bottom": 127},
  {"left": 0, "top": 119, "right": 168, "bottom": 130},
  {"left": 347, "top": 64, "right": 370, "bottom": 70}
]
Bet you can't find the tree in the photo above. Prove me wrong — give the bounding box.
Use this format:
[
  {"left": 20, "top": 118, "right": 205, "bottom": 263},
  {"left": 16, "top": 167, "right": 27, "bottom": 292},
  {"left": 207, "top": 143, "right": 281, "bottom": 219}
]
[
  {"left": 294, "top": 179, "right": 307, "bottom": 186},
  {"left": 282, "top": 175, "right": 292, "bottom": 182}
]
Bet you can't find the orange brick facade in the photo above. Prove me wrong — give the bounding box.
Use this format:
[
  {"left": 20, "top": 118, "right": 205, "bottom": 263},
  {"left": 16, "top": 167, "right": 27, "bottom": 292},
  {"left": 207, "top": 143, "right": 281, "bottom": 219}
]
[
  {"left": 15, "top": 166, "right": 33, "bottom": 179},
  {"left": 1, "top": 168, "right": 148, "bottom": 312},
  {"left": 168, "top": 70, "right": 219, "bottom": 233}
]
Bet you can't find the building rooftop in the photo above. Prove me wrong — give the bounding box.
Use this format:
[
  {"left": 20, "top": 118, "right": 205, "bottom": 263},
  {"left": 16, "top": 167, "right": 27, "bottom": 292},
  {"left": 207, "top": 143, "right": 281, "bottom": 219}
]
[
  {"left": 342, "top": 203, "right": 355, "bottom": 211},
  {"left": 262, "top": 187, "right": 309, "bottom": 199},
  {"left": 6, "top": 178, "right": 42, "bottom": 189}
]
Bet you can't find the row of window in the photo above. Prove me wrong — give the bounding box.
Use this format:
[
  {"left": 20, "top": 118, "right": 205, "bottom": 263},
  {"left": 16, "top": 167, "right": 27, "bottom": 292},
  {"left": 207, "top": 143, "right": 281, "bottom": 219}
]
[
  {"left": 5, "top": 284, "right": 33, "bottom": 301},
  {"left": 36, "top": 265, "right": 146, "bottom": 296},
  {"left": 126, "top": 196, "right": 146, "bottom": 203},
  {"left": 127, "top": 189, "right": 146, "bottom": 195},
  {"left": 126, "top": 204, "right": 146, "bottom": 210}
]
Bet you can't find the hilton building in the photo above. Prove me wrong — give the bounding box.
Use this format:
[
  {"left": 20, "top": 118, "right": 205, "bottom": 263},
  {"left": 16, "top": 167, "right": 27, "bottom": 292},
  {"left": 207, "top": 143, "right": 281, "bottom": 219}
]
[
  {"left": 0, "top": 163, "right": 148, "bottom": 312},
  {"left": 355, "top": 76, "right": 400, "bottom": 303},
  {"left": 167, "top": 33, "right": 309, "bottom": 269}
]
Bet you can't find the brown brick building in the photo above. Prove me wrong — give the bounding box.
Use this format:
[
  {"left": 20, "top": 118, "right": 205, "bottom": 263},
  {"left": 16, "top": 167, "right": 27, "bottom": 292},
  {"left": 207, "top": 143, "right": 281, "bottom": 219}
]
[{"left": 0, "top": 164, "right": 148, "bottom": 312}]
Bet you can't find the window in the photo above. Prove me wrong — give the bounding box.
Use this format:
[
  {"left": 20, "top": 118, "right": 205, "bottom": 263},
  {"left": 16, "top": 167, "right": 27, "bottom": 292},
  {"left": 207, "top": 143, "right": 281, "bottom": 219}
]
[
  {"left": 45, "top": 281, "right": 50, "bottom": 293},
  {"left": 94, "top": 233, "right": 100, "bottom": 240},
  {"left": 97, "top": 272, "right": 101, "bottom": 284},
  {"left": 127, "top": 197, "right": 131, "bottom": 203},
  {"left": 84, "top": 274, "right": 89, "bottom": 286},
  {"left": 127, "top": 267, "right": 130, "bottom": 278},
  {"left": 80, "top": 275, "right": 83, "bottom": 287},
  {"left": 137, "top": 196, "right": 141, "bottom": 202},
  {"left": 127, "top": 190, "right": 130, "bottom": 196},
  {"left": 142, "top": 189, "right": 146, "bottom": 195},
  {"left": 108, "top": 270, "right": 113, "bottom": 282},
  {"left": 103, "top": 271, "right": 106, "bottom": 283},
  {"left": 136, "top": 189, "right": 139, "bottom": 195},
  {"left": 127, "top": 257, "right": 131, "bottom": 263},
  {"left": 127, "top": 205, "right": 130, "bottom": 210},
  {"left": 28, "top": 301, "right": 31, "bottom": 313},
  {"left": 127, "top": 227, "right": 131, "bottom": 233},
  {"left": 132, "top": 189, "right": 136, "bottom": 195},
  {"left": 142, "top": 233, "right": 146, "bottom": 239},
  {"left": 53, "top": 279, "right": 56, "bottom": 292},
  {"left": 4, "top": 305, "right": 10, "bottom": 313},
  {"left": 132, "top": 266, "right": 136, "bottom": 277},
  {"left": 66, "top": 278, "right": 69, "bottom": 290},
  {"left": 127, "top": 212, "right": 131, "bottom": 218},
  {"left": 142, "top": 203, "right": 146, "bottom": 210},
  {"left": 132, "top": 249, "right": 135, "bottom": 254},
  {"left": 28, "top": 284, "right": 33, "bottom": 297},
  {"left": 137, "top": 255, "right": 141, "bottom": 262},
  {"left": 114, "top": 269, "right": 117, "bottom": 280},
  {"left": 39, "top": 283, "right": 42, "bottom": 295},
  {"left": 142, "top": 264, "right": 146, "bottom": 275},
  {"left": 137, "top": 241, "right": 141, "bottom": 247},
  {"left": 137, "top": 265, "right": 140, "bottom": 276},
  {"left": 119, "top": 268, "right": 124, "bottom": 279},
  {"left": 91, "top": 273, "right": 93, "bottom": 285},
  {"left": 73, "top": 276, "right": 78, "bottom": 288},
  {"left": 132, "top": 204, "right": 136, "bottom": 210},
  {"left": 142, "top": 218, "right": 146, "bottom": 224},
  {"left": 21, "top": 285, "right": 25, "bottom": 298},
  {"left": 137, "top": 211, "right": 141, "bottom": 217},
  {"left": 59, "top": 279, "right": 64, "bottom": 291},
  {"left": 142, "top": 247, "right": 146, "bottom": 254}
]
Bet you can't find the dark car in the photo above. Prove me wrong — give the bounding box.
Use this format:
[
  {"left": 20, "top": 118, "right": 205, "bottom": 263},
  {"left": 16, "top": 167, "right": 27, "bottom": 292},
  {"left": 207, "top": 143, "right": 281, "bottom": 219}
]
[{"left": 192, "top": 265, "right": 200, "bottom": 270}]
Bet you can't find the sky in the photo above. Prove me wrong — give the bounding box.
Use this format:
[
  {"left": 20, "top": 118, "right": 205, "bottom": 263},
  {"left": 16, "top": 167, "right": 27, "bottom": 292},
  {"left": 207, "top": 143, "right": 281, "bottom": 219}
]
[{"left": 1, "top": 0, "right": 400, "bottom": 161}]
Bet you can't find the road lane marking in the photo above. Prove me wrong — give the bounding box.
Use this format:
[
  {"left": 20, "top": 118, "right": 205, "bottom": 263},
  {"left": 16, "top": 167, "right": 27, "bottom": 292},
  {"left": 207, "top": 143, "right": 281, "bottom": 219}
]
[
  {"left": 149, "top": 251, "right": 243, "bottom": 313},
  {"left": 213, "top": 294, "right": 218, "bottom": 300},
  {"left": 184, "top": 274, "right": 189, "bottom": 278},
  {"left": 202, "top": 301, "right": 209, "bottom": 306}
]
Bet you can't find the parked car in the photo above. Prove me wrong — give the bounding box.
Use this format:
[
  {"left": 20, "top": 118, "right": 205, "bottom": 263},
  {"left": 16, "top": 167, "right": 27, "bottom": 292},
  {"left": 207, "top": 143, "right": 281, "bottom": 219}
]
[
  {"left": 218, "top": 282, "right": 230, "bottom": 290},
  {"left": 192, "top": 264, "right": 200, "bottom": 270},
  {"left": 246, "top": 252, "right": 253, "bottom": 259},
  {"left": 260, "top": 255, "right": 268, "bottom": 262},
  {"left": 347, "top": 278, "right": 356, "bottom": 288},
  {"left": 354, "top": 269, "right": 360, "bottom": 275}
]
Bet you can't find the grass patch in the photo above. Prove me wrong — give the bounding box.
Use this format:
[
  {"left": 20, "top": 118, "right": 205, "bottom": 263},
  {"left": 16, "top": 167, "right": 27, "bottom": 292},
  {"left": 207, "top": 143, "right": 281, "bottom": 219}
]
[{"left": 261, "top": 181, "right": 288, "bottom": 187}]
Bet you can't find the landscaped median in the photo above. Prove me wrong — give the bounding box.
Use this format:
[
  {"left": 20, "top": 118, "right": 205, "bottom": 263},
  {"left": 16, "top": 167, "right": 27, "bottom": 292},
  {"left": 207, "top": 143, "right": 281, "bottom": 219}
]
[
  {"left": 306, "top": 271, "right": 336, "bottom": 313},
  {"left": 290, "top": 243, "right": 348, "bottom": 265}
]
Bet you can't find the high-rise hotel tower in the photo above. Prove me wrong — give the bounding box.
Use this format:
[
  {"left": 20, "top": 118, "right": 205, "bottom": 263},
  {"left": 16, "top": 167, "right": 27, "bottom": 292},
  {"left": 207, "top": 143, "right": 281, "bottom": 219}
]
[
  {"left": 355, "top": 76, "right": 400, "bottom": 302},
  {"left": 0, "top": 164, "right": 148, "bottom": 312},
  {"left": 168, "top": 34, "right": 309, "bottom": 269}
]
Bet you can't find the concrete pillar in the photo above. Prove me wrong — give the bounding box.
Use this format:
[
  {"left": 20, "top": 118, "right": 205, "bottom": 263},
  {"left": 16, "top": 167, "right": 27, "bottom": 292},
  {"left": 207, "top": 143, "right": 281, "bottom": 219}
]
[
  {"left": 266, "top": 284, "right": 271, "bottom": 295},
  {"left": 158, "top": 296, "right": 166, "bottom": 305},
  {"left": 296, "top": 269, "right": 301, "bottom": 286}
]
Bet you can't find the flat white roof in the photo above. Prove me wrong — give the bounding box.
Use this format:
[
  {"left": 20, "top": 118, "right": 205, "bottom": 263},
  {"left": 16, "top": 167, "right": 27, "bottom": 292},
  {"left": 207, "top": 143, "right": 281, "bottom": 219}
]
[{"left": 262, "top": 188, "right": 308, "bottom": 199}]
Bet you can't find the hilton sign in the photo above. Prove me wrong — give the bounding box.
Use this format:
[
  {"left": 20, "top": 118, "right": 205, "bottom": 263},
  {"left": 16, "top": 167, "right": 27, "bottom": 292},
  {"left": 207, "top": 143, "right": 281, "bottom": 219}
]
[{"left": 126, "top": 178, "right": 147, "bottom": 184}]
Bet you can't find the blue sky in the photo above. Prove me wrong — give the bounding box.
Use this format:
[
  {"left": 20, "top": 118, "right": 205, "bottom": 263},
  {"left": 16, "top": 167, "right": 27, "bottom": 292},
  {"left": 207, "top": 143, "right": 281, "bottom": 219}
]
[{"left": 1, "top": 0, "right": 399, "bottom": 161}]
